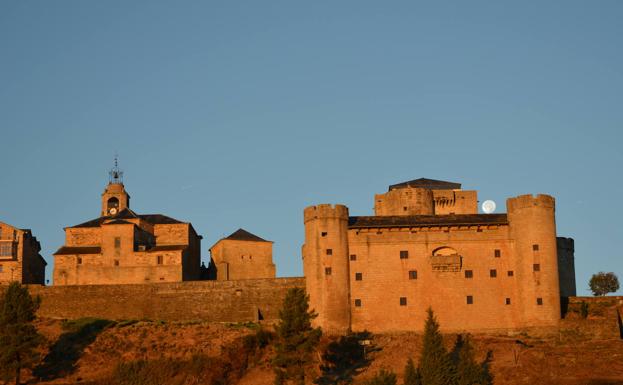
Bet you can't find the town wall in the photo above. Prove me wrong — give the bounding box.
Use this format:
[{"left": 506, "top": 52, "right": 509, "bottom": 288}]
[{"left": 14, "top": 278, "right": 305, "bottom": 322}]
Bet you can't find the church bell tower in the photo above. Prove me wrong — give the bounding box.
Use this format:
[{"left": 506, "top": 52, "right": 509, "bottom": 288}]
[{"left": 101, "top": 156, "right": 130, "bottom": 217}]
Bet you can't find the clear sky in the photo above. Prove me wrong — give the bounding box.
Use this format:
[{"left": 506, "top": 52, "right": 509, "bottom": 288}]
[{"left": 1, "top": 1, "right": 621, "bottom": 295}]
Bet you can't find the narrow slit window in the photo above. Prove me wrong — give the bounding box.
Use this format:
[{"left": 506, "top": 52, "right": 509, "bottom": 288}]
[
  {"left": 409, "top": 270, "right": 417, "bottom": 280},
  {"left": 400, "top": 250, "right": 409, "bottom": 259},
  {"left": 467, "top": 295, "right": 473, "bottom": 305},
  {"left": 114, "top": 259, "right": 119, "bottom": 266},
  {"left": 77, "top": 257, "right": 82, "bottom": 265},
  {"left": 505, "top": 298, "right": 511, "bottom": 305},
  {"left": 494, "top": 249, "right": 501, "bottom": 258},
  {"left": 157, "top": 255, "right": 163, "bottom": 265},
  {"left": 114, "top": 237, "right": 121, "bottom": 249}
]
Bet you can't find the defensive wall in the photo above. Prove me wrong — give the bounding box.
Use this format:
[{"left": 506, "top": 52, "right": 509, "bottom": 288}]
[{"left": 13, "top": 278, "right": 305, "bottom": 322}]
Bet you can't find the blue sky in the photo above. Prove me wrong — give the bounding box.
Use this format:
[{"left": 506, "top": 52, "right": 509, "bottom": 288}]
[{"left": 1, "top": 1, "right": 621, "bottom": 295}]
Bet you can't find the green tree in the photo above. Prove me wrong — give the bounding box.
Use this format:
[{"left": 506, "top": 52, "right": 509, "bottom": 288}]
[
  {"left": 403, "top": 358, "right": 422, "bottom": 385},
  {"left": 455, "top": 335, "right": 490, "bottom": 385},
  {"left": 364, "top": 368, "right": 397, "bottom": 385},
  {"left": 418, "top": 308, "right": 455, "bottom": 385},
  {"left": 272, "top": 287, "right": 322, "bottom": 385},
  {"left": 589, "top": 272, "right": 620, "bottom": 296},
  {"left": 0, "top": 282, "right": 44, "bottom": 385}
]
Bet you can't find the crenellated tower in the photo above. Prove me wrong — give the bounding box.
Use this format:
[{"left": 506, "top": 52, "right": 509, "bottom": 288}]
[
  {"left": 302, "top": 204, "right": 351, "bottom": 334},
  {"left": 507, "top": 194, "right": 561, "bottom": 327}
]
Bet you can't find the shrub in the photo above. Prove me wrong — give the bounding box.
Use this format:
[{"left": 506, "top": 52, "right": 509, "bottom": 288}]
[{"left": 580, "top": 302, "right": 589, "bottom": 318}]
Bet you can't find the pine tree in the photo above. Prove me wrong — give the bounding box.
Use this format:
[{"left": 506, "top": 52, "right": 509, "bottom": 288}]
[
  {"left": 0, "top": 282, "right": 44, "bottom": 385},
  {"left": 418, "top": 308, "right": 456, "bottom": 385},
  {"left": 455, "top": 334, "right": 490, "bottom": 385},
  {"left": 403, "top": 358, "right": 422, "bottom": 385},
  {"left": 272, "top": 287, "right": 322, "bottom": 385}
]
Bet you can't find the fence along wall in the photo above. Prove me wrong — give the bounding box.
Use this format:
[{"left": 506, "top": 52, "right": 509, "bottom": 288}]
[{"left": 17, "top": 278, "right": 305, "bottom": 322}]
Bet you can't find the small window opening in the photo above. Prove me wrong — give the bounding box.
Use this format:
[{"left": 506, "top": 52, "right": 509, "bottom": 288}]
[
  {"left": 533, "top": 264, "right": 540, "bottom": 272},
  {"left": 77, "top": 257, "right": 82, "bottom": 265},
  {"left": 507, "top": 270, "right": 514, "bottom": 277},
  {"left": 399, "top": 250, "right": 409, "bottom": 259},
  {"left": 494, "top": 249, "right": 501, "bottom": 258},
  {"left": 355, "top": 272, "right": 362, "bottom": 281},
  {"left": 354, "top": 299, "right": 362, "bottom": 307},
  {"left": 403, "top": 206, "right": 408, "bottom": 211},
  {"left": 465, "top": 270, "right": 473, "bottom": 279},
  {"left": 537, "top": 298, "right": 543, "bottom": 305},
  {"left": 321, "top": 232, "right": 327, "bottom": 237},
  {"left": 399, "top": 297, "right": 407, "bottom": 306},
  {"left": 490, "top": 269, "right": 497, "bottom": 278},
  {"left": 505, "top": 298, "right": 511, "bottom": 305},
  {"left": 325, "top": 267, "right": 332, "bottom": 275},
  {"left": 326, "top": 249, "right": 333, "bottom": 255},
  {"left": 533, "top": 244, "right": 539, "bottom": 251},
  {"left": 350, "top": 254, "right": 357, "bottom": 261},
  {"left": 467, "top": 295, "right": 473, "bottom": 304},
  {"left": 114, "top": 237, "right": 121, "bottom": 249},
  {"left": 157, "top": 255, "right": 163, "bottom": 265},
  {"left": 409, "top": 270, "right": 417, "bottom": 280},
  {"left": 114, "top": 259, "right": 119, "bottom": 266}
]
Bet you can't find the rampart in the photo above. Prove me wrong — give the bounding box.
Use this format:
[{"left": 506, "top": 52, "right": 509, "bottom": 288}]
[{"left": 10, "top": 278, "right": 305, "bottom": 322}]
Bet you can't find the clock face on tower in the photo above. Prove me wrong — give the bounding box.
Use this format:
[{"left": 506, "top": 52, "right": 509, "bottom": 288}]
[{"left": 109, "top": 207, "right": 118, "bottom": 215}]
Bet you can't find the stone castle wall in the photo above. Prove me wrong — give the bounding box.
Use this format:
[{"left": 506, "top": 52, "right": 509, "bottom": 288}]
[{"left": 15, "top": 278, "right": 304, "bottom": 322}]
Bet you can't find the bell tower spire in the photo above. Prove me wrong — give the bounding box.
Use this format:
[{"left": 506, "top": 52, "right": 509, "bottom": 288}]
[{"left": 101, "top": 155, "right": 130, "bottom": 216}]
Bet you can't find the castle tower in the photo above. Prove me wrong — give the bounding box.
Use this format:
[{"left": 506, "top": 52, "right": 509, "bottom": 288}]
[
  {"left": 507, "top": 194, "right": 561, "bottom": 327},
  {"left": 101, "top": 157, "right": 130, "bottom": 216},
  {"left": 302, "top": 204, "right": 351, "bottom": 334}
]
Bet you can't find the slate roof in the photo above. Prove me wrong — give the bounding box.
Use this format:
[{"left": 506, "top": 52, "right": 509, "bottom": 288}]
[
  {"left": 388, "top": 178, "right": 461, "bottom": 191},
  {"left": 69, "top": 208, "right": 184, "bottom": 228},
  {"left": 348, "top": 214, "right": 508, "bottom": 229},
  {"left": 149, "top": 245, "right": 188, "bottom": 251},
  {"left": 102, "top": 219, "right": 135, "bottom": 226},
  {"left": 224, "top": 228, "right": 270, "bottom": 242},
  {"left": 54, "top": 246, "right": 102, "bottom": 255}
]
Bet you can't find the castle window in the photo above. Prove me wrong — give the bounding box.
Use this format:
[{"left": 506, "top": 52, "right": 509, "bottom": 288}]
[
  {"left": 325, "top": 267, "right": 332, "bottom": 275},
  {"left": 400, "top": 250, "right": 409, "bottom": 259},
  {"left": 350, "top": 254, "right": 357, "bottom": 261},
  {"left": 533, "top": 244, "right": 539, "bottom": 251},
  {"left": 114, "top": 237, "right": 121, "bottom": 249},
  {"left": 400, "top": 297, "right": 407, "bottom": 306},
  {"left": 494, "top": 249, "right": 501, "bottom": 258},
  {"left": 465, "top": 270, "right": 473, "bottom": 279},
  {"left": 490, "top": 269, "right": 497, "bottom": 278},
  {"left": 507, "top": 270, "right": 514, "bottom": 277},
  {"left": 157, "top": 255, "right": 163, "bottom": 265},
  {"left": 403, "top": 206, "right": 408, "bottom": 211},
  {"left": 537, "top": 298, "right": 543, "bottom": 305},
  {"left": 506, "top": 298, "right": 511, "bottom": 305},
  {"left": 355, "top": 272, "right": 362, "bottom": 281},
  {"left": 326, "top": 249, "right": 333, "bottom": 256},
  {"left": 0, "top": 244, "right": 13, "bottom": 257},
  {"left": 77, "top": 257, "right": 82, "bottom": 265},
  {"left": 354, "top": 299, "right": 362, "bottom": 307},
  {"left": 321, "top": 232, "right": 327, "bottom": 237},
  {"left": 533, "top": 264, "right": 540, "bottom": 272},
  {"left": 467, "top": 295, "right": 473, "bottom": 305},
  {"left": 409, "top": 270, "right": 418, "bottom": 280},
  {"left": 114, "top": 259, "right": 119, "bottom": 266}
]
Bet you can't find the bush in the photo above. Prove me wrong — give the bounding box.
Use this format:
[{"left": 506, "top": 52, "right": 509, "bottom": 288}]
[
  {"left": 589, "top": 272, "right": 620, "bottom": 296},
  {"left": 580, "top": 302, "right": 589, "bottom": 319}
]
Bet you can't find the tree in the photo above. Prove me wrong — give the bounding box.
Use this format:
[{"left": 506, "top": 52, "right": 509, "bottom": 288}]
[
  {"left": 0, "top": 282, "right": 44, "bottom": 385},
  {"left": 455, "top": 335, "right": 490, "bottom": 385},
  {"left": 589, "top": 272, "right": 620, "bottom": 296},
  {"left": 364, "top": 368, "right": 397, "bottom": 385},
  {"left": 272, "top": 287, "right": 322, "bottom": 385},
  {"left": 315, "top": 332, "right": 371, "bottom": 385},
  {"left": 403, "top": 358, "right": 422, "bottom": 385},
  {"left": 418, "top": 308, "right": 456, "bottom": 385}
]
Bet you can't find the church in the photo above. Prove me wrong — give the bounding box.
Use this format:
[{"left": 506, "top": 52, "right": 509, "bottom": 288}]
[{"left": 53, "top": 161, "right": 202, "bottom": 285}]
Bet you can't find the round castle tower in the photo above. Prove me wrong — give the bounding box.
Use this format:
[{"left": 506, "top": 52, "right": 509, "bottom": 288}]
[
  {"left": 507, "top": 194, "right": 560, "bottom": 327},
  {"left": 302, "top": 204, "right": 351, "bottom": 334}
]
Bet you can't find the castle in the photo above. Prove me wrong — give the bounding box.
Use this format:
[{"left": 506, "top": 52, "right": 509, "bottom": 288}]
[
  {"left": 2, "top": 165, "right": 577, "bottom": 334},
  {"left": 303, "top": 178, "right": 575, "bottom": 333}
]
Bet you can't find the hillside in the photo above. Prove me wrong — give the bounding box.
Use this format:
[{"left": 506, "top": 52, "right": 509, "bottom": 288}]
[{"left": 18, "top": 297, "right": 623, "bottom": 385}]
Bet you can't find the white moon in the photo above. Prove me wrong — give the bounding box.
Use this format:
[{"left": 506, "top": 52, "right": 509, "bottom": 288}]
[{"left": 482, "top": 200, "right": 496, "bottom": 214}]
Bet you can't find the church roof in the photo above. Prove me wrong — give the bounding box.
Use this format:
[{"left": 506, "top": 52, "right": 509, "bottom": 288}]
[
  {"left": 348, "top": 214, "right": 508, "bottom": 229},
  {"left": 69, "top": 208, "right": 184, "bottom": 228},
  {"left": 54, "top": 246, "right": 102, "bottom": 255},
  {"left": 389, "top": 178, "right": 461, "bottom": 191},
  {"left": 224, "top": 228, "right": 270, "bottom": 242}
]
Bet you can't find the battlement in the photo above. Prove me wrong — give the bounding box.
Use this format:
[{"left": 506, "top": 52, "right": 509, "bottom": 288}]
[
  {"left": 507, "top": 194, "right": 555, "bottom": 212},
  {"left": 304, "top": 204, "right": 349, "bottom": 223},
  {"left": 557, "top": 237, "right": 574, "bottom": 252}
]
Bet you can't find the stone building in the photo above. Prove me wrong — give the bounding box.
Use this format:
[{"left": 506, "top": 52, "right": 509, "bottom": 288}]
[
  {"left": 0, "top": 221, "right": 47, "bottom": 285},
  {"left": 208, "top": 228, "right": 276, "bottom": 280},
  {"left": 302, "top": 178, "right": 576, "bottom": 334},
  {"left": 53, "top": 163, "right": 202, "bottom": 285}
]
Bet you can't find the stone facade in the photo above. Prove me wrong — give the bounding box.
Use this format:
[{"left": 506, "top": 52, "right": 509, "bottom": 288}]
[
  {"left": 303, "top": 178, "right": 576, "bottom": 334},
  {"left": 53, "top": 171, "right": 202, "bottom": 285},
  {"left": 0, "top": 221, "right": 47, "bottom": 285},
  {"left": 208, "top": 229, "right": 276, "bottom": 280}
]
